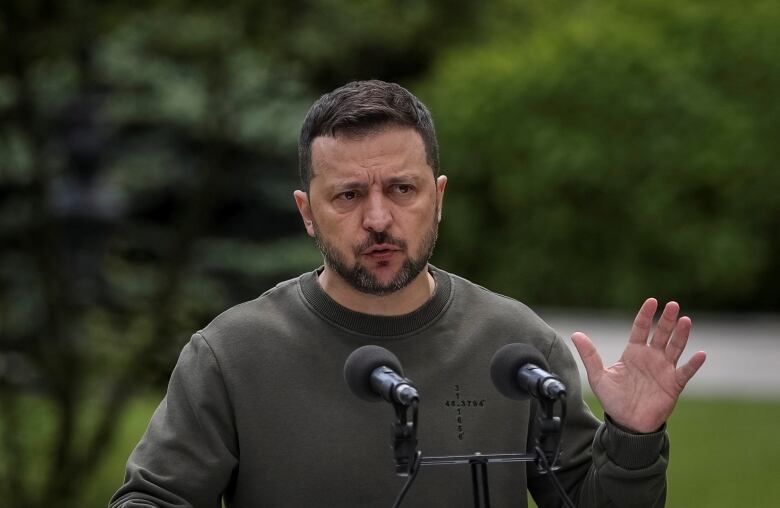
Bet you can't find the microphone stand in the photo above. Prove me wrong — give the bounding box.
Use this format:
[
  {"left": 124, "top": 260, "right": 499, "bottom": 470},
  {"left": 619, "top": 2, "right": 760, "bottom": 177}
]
[
  {"left": 391, "top": 398, "right": 419, "bottom": 477},
  {"left": 534, "top": 396, "right": 564, "bottom": 470},
  {"left": 389, "top": 397, "right": 566, "bottom": 508}
]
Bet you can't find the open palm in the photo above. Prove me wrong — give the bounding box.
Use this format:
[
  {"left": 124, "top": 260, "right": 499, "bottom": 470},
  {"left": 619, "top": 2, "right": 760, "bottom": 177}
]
[{"left": 571, "top": 298, "right": 707, "bottom": 433}]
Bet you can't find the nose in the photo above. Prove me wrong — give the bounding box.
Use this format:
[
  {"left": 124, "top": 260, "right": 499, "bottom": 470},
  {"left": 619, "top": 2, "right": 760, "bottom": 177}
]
[{"left": 361, "top": 192, "right": 393, "bottom": 233}]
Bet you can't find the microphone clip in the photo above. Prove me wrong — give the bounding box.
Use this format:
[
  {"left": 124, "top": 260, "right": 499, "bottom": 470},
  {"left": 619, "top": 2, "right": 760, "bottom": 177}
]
[
  {"left": 391, "top": 397, "right": 420, "bottom": 477},
  {"left": 533, "top": 397, "right": 565, "bottom": 473}
]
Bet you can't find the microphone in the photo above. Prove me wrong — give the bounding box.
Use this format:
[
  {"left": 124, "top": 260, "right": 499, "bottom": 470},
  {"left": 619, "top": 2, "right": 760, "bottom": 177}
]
[
  {"left": 490, "top": 343, "right": 567, "bottom": 401},
  {"left": 344, "top": 345, "right": 419, "bottom": 406}
]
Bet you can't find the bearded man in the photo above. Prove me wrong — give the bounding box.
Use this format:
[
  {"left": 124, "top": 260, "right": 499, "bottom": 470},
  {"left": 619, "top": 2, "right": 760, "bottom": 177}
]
[{"left": 111, "top": 80, "right": 705, "bottom": 508}]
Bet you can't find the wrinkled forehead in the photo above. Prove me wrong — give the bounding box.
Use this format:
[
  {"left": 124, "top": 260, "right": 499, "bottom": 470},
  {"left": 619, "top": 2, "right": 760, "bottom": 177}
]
[{"left": 309, "top": 127, "right": 432, "bottom": 182}]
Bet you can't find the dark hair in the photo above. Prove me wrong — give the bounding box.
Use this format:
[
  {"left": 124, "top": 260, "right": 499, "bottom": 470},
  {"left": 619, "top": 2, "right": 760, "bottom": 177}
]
[{"left": 298, "top": 80, "right": 440, "bottom": 190}]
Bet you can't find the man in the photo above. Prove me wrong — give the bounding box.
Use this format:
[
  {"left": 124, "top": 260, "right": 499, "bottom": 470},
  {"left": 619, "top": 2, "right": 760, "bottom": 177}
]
[{"left": 110, "top": 80, "right": 706, "bottom": 507}]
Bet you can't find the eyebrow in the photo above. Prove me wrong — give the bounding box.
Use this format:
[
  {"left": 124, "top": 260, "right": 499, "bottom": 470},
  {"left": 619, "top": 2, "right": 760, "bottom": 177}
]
[
  {"left": 327, "top": 180, "right": 369, "bottom": 193},
  {"left": 327, "top": 174, "right": 424, "bottom": 189},
  {"left": 385, "top": 174, "right": 425, "bottom": 185}
]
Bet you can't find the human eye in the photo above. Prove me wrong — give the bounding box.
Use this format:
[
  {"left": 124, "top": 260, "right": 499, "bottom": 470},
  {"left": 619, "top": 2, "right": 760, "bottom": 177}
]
[
  {"left": 391, "top": 183, "right": 415, "bottom": 195},
  {"left": 336, "top": 190, "right": 360, "bottom": 201}
]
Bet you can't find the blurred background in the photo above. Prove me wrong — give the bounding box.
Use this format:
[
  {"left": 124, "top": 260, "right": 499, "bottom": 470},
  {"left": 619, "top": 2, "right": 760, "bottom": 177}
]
[{"left": 1, "top": 0, "right": 778, "bottom": 506}]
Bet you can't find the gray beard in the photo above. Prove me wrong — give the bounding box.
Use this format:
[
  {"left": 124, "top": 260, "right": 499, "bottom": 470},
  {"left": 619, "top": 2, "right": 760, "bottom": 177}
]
[{"left": 313, "top": 219, "right": 439, "bottom": 296}]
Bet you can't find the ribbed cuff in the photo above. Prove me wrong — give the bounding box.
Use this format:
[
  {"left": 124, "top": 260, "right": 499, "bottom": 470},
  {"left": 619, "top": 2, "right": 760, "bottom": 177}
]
[{"left": 599, "top": 415, "right": 668, "bottom": 470}]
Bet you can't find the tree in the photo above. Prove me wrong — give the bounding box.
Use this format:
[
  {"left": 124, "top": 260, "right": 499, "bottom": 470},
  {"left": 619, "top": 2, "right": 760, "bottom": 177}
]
[
  {"left": 0, "top": 1, "right": 485, "bottom": 505},
  {"left": 422, "top": 0, "right": 780, "bottom": 311}
]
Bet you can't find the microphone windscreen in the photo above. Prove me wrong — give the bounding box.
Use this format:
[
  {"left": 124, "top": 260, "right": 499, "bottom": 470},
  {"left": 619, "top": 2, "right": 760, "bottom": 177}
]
[
  {"left": 490, "top": 343, "right": 550, "bottom": 400},
  {"left": 344, "top": 345, "right": 404, "bottom": 402}
]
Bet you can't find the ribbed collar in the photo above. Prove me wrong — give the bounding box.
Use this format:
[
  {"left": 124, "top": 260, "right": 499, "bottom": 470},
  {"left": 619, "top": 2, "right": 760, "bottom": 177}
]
[{"left": 298, "top": 265, "right": 452, "bottom": 338}]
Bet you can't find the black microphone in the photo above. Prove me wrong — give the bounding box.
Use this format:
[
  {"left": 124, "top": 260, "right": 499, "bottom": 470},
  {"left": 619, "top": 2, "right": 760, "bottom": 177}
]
[
  {"left": 344, "top": 345, "right": 419, "bottom": 406},
  {"left": 490, "top": 343, "right": 567, "bottom": 401}
]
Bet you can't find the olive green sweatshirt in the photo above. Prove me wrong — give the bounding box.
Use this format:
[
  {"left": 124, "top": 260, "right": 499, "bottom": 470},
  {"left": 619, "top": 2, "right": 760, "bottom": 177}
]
[{"left": 110, "top": 267, "right": 668, "bottom": 507}]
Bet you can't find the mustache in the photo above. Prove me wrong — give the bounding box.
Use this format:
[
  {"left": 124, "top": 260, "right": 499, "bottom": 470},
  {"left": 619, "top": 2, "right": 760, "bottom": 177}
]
[{"left": 354, "top": 231, "right": 407, "bottom": 254}]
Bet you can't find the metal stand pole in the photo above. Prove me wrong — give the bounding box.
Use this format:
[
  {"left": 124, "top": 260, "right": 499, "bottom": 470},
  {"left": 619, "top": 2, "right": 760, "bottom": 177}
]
[
  {"left": 469, "top": 454, "right": 490, "bottom": 508},
  {"left": 389, "top": 398, "right": 566, "bottom": 507}
]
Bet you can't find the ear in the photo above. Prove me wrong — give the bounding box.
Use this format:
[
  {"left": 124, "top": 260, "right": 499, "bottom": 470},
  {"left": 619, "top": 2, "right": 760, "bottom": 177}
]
[
  {"left": 435, "top": 175, "right": 447, "bottom": 223},
  {"left": 293, "top": 190, "right": 316, "bottom": 237}
]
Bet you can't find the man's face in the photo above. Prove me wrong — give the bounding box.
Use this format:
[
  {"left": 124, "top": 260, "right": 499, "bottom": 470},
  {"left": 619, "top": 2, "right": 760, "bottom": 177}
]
[{"left": 295, "top": 126, "right": 447, "bottom": 295}]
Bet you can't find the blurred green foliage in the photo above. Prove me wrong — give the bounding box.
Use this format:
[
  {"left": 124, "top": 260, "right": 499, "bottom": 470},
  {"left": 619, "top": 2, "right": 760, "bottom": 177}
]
[
  {"left": 425, "top": 0, "right": 780, "bottom": 311},
  {"left": 1, "top": 0, "right": 778, "bottom": 506},
  {"left": 0, "top": 1, "right": 481, "bottom": 505}
]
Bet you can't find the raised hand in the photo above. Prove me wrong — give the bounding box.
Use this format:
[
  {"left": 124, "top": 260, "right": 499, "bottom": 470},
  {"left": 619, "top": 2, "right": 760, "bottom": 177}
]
[{"left": 570, "top": 298, "right": 707, "bottom": 433}]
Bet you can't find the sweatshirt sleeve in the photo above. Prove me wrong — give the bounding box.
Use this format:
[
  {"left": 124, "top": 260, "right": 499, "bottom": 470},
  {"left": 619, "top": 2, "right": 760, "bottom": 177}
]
[
  {"left": 527, "top": 335, "right": 668, "bottom": 508},
  {"left": 109, "top": 333, "right": 239, "bottom": 508}
]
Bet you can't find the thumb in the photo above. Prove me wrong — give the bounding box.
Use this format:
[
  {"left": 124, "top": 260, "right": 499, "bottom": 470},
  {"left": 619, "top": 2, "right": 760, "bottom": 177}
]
[{"left": 571, "top": 332, "right": 604, "bottom": 386}]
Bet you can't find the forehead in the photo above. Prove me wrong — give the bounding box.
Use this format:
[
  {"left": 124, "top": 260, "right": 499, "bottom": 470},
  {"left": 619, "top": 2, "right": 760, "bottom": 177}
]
[{"left": 310, "top": 127, "right": 431, "bottom": 182}]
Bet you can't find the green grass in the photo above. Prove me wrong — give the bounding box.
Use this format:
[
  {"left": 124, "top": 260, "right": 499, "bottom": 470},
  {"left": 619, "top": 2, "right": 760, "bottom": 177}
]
[
  {"left": 527, "top": 395, "right": 780, "bottom": 508},
  {"left": 30, "top": 395, "right": 780, "bottom": 507},
  {"left": 83, "top": 396, "right": 162, "bottom": 507},
  {"left": 663, "top": 397, "right": 780, "bottom": 507}
]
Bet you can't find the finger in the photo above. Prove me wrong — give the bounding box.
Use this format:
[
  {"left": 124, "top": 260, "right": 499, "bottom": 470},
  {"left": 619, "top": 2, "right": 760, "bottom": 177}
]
[
  {"left": 665, "top": 316, "right": 692, "bottom": 364},
  {"left": 571, "top": 332, "right": 604, "bottom": 385},
  {"left": 628, "top": 298, "right": 658, "bottom": 344},
  {"left": 649, "top": 301, "right": 680, "bottom": 350},
  {"left": 676, "top": 351, "right": 707, "bottom": 387}
]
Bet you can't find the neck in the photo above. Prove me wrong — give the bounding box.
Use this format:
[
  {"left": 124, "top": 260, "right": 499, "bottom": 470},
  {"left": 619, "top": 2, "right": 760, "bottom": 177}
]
[{"left": 317, "top": 265, "right": 435, "bottom": 316}]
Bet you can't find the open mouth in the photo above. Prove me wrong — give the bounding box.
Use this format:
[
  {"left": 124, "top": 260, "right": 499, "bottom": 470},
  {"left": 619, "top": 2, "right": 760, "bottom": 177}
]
[
  {"left": 363, "top": 244, "right": 400, "bottom": 254},
  {"left": 362, "top": 244, "right": 401, "bottom": 259}
]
